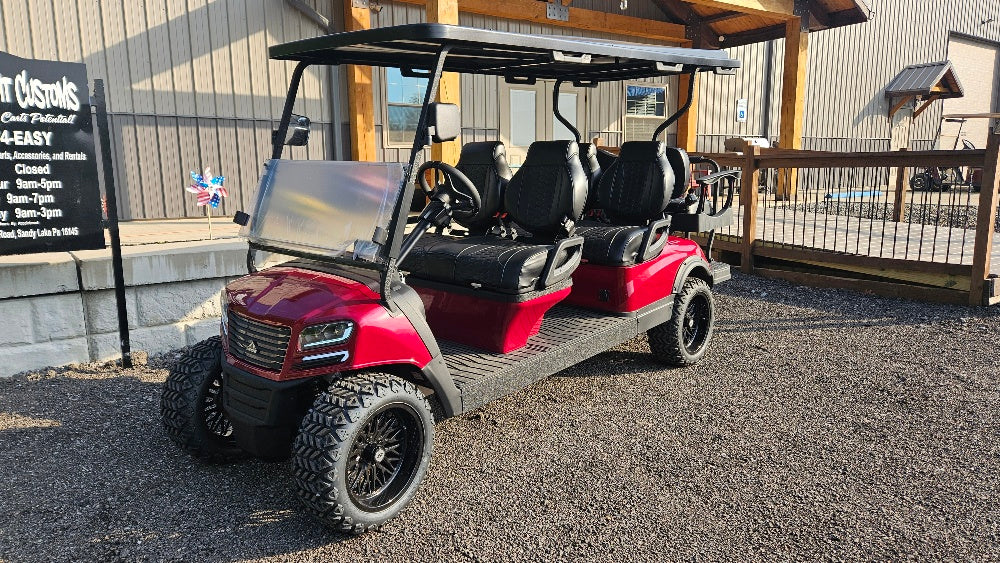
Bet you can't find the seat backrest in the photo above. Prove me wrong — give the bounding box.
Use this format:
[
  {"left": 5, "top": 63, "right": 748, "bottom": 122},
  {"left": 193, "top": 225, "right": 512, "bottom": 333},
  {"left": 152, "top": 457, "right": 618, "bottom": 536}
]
[
  {"left": 454, "top": 141, "right": 513, "bottom": 233},
  {"left": 664, "top": 147, "right": 691, "bottom": 200},
  {"left": 595, "top": 141, "right": 676, "bottom": 225},
  {"left": 578, "top": 143, "right": 603, "bottom": 210},
  {"left": 504, "top": 141, "right": 588, "bottom": 240}
]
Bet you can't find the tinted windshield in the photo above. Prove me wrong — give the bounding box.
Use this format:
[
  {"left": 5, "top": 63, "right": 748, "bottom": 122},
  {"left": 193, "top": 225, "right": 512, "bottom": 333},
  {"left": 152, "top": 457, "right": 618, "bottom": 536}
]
[{"left": 241, "top": 159, "right": 405, "bottom": 264}]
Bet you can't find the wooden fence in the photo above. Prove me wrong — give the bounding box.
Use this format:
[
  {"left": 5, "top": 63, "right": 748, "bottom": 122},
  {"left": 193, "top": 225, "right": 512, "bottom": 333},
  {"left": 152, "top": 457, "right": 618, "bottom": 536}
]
[{"left": 688, "top": 133, "right": 1000, "bottom": 306}]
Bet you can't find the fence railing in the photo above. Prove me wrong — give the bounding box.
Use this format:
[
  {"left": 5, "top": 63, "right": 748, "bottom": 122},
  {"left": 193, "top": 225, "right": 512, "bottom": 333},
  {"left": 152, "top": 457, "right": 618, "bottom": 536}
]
[{"left": 692, "top": 135, "right": 1000, "bottom": 306}]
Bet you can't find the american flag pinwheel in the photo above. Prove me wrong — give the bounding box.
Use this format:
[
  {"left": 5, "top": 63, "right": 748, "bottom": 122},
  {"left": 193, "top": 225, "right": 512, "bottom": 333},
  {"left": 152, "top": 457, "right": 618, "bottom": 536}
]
[{"left": 186, "top": 167, "right": 228, "bottom": 208}]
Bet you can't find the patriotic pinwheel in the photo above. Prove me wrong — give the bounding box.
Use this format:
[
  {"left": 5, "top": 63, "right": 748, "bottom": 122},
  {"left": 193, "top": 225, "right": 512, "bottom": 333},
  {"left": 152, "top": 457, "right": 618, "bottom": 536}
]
[{"left": 186, "top": 167, "right": 228, "bottom": 208}]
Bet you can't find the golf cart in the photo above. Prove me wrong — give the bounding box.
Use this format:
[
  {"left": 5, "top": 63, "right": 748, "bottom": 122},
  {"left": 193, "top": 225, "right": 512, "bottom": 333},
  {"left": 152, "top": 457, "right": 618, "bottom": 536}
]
[{"left": 160, "top": 24, "right": 740, "bottom": 534}]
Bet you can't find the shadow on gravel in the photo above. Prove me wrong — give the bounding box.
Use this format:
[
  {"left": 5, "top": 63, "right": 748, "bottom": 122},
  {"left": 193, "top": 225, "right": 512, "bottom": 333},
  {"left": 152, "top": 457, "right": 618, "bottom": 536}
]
[{"left": 0, "top": 370, "right": 352, "bottom": 562}]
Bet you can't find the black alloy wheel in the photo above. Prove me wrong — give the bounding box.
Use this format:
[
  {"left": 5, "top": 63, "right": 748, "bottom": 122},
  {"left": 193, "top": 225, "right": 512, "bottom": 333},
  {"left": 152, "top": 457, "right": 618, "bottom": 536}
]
[
  {"left": 346, "top": 402, "right": 424, "bottom": 512},
  {"left": 161, "top": 336, "right": 244, "bottom": 462},
  {"left": 292, "top": 372, "right": 434, "bottom": 534},
  {"left": 682, "top": 292, "right": 712, "bottom": 355},
  {"left": 648, "top": 277, "right": 716, "bottom": 366}
]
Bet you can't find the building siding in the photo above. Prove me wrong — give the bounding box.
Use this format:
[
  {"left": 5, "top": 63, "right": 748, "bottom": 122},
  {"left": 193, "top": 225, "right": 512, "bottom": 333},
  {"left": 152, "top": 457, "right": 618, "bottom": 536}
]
[
  {"left": 0, "top": 0, "right": 332, "bottom": 220},
  {"left": 0, "top": 0, "right": 998, "bottom": 219}
]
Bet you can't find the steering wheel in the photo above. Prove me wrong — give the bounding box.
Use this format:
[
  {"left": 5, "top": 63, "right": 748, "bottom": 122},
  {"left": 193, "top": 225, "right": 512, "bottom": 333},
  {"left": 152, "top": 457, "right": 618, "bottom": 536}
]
[{"left": 416, "top": 161, "right": 482, "bottom": 221}]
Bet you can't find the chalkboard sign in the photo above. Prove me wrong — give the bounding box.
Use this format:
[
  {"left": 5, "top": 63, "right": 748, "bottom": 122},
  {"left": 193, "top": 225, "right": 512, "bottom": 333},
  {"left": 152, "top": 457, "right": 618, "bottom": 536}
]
[{"left": 0, "top": 51, "right": 104, "bottom": 255}]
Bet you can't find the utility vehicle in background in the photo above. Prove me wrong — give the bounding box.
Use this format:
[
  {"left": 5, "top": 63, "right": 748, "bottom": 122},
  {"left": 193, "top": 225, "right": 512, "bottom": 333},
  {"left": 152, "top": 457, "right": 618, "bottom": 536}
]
[{"left": 160, "top": 24, "right": 740, "bottom": 533}]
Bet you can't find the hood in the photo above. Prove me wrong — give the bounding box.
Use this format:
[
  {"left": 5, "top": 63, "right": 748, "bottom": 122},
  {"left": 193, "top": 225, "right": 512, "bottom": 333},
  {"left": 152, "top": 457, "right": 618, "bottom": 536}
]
[{"left": 226, "top": 266, "right": 380, "bottom": 325}]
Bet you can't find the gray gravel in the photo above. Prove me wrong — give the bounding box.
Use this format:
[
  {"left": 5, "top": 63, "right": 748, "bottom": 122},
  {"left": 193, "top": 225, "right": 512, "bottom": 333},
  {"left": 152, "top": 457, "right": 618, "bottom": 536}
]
[{"left": 2, "top": 273, "right": 1000, "bottom": 562}]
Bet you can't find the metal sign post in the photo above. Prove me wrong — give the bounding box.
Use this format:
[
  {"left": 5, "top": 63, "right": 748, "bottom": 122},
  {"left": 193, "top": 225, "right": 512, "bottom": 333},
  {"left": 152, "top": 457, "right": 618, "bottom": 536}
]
[{"left": 92, "top": 79, "right": 132, "bottom": 368}]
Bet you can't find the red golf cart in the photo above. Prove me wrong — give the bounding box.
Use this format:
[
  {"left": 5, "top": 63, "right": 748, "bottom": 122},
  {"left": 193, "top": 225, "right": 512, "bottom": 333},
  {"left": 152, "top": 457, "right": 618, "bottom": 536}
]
[{"left": 160, "top": 24, "right": 740, "bottom": 534}]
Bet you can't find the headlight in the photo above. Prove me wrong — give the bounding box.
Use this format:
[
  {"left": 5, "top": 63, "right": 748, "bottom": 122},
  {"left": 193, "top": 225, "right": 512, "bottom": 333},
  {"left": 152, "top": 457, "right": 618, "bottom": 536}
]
[
  {"left": 299, "top": 321, "right": 353, "bottom": 350},
  {"left": 220, "top": 289, "right": 229, "bottom": 335}
]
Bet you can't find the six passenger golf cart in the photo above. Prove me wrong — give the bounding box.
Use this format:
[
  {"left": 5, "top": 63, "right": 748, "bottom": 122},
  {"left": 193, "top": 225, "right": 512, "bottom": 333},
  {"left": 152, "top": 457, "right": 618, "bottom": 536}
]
[{"left": 160, "top": 24, "right": 741, "bottom": 533}]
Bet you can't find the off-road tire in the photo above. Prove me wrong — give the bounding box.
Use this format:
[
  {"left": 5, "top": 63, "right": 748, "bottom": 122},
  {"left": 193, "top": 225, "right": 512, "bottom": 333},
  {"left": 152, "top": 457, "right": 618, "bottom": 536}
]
[
  {"left": 292, "top": 372, "right": 434, "bottom": 534},
  {"left": 160, "top": 336, "right": 244, "bottom": 462},
  {"left": 648, "top": 277, "right": 715, "bottom": 366}
]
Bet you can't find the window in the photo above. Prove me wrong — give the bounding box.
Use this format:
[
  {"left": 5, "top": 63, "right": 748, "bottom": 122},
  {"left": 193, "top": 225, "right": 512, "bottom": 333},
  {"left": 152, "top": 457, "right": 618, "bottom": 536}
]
[
  {"left": 553, "top": 92, "right": 578, "bottom": 141},
  {"left": 625, "top": 84, "right": 666, "bottom": 142},
  {"left": 386, "top": 67, "right": 428, "bottom": 145},
  {"left": 510, "top": 89, "right": 536, "bottom": 146}
]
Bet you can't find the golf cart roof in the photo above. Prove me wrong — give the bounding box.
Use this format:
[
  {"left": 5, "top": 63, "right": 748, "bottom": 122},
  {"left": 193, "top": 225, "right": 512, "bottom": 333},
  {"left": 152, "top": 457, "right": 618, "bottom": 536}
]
[{"left": 270, "top": 23, "right": 739, "bottom": 82}]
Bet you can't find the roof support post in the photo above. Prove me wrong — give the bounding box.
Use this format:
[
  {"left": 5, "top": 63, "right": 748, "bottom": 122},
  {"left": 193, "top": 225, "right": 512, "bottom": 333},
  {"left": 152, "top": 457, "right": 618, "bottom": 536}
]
[
  {"left": 676, "top": 11, "right": 706, "bottom": 152},
  {"left": 676, "top": 73, "right": 699, "bottom": 152},
  {"left": 776, "top": 14, "right": 808, "bottom": 200},
  {"left": 345, "top": 0, "right": 375, "bottom": 161},
  {"left": 427, "top": 0, "right": 461, "bottom": 165}
]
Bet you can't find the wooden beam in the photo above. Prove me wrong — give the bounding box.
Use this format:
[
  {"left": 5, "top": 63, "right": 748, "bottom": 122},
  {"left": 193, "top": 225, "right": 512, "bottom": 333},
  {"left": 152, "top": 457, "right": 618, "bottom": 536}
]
[
  {"left": 775, "top": 17, "right": 807, "bottom": 200},
  {"left": 684, "top": 0, "right": 795, "bottom": 19},
  {"left": 702, "top": 10, "right": 746, "bottom": 24},
  {"left": 344, "top": 1, "right": 375, "bottom": 161},
  {"left": 891, "top": 150, "right": 907, "bottom": 222},
  {"left": 676, "top": 73, "right": 699, "bottom": 152},
  {"left": 394, "top": 0, "right": 688, "bottom": 42},
  {"left": 754, "top": 268, "right": 971, "bottom": 306},
  {"left": 913, "top": 95, "right": 940, "bottom": 119},
  {"left": 740, "top": 145, "right": 761, "bottom": 273},
  {"left": 970, "top": 131, "right": 1000, "bottom": 306},
  {"left": 427, "top": 0, "right": 461, "bottom": 165}
]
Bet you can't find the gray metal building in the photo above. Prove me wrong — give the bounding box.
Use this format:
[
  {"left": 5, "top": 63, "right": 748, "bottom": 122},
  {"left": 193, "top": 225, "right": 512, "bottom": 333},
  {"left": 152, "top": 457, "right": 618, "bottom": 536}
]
[{"left": 0, "top": 0, "right": 998, "bottom": 220}]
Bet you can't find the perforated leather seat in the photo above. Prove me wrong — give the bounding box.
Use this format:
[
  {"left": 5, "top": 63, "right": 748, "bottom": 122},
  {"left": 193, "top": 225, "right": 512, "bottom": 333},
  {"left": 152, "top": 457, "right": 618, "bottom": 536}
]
[
  {"left": 576, "top": 141, "right": 677, "bottom": 266},
  {"left": 402, "top": 141, "right": 588, "bottom": 294}
]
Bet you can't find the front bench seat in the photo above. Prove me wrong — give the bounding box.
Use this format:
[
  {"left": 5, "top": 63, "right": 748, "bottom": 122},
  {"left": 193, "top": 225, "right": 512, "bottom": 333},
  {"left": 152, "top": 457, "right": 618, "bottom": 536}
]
[
  {"left": 402, "top": 141, "right": 588, "bottom": 294},
  {"left": 575, "top": 141, "right": 676, "bottom": 266}
]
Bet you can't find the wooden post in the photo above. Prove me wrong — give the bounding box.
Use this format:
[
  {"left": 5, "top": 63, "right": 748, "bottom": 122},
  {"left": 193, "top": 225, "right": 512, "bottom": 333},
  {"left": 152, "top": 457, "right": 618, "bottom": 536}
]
[
  {"left": 776, "top": 17, "right": 807, "bottom": 201},
  {"left": 740, "top": 145, "right": 761, "bottom": 273},
  {"left": 892, "top": 149, "right": 908, "bottom": 223},
  {"left": 676, "top": 73, "right": 699, "bottom": 152},
  {"left": 427, "top": 0, "right": 460, "bottom": 164},
  {"left": 970, "top": 131, "right": 1000, "bottom": 306},
  {"left": 345, "top": 1, "right": 375, "bottom": 161}
]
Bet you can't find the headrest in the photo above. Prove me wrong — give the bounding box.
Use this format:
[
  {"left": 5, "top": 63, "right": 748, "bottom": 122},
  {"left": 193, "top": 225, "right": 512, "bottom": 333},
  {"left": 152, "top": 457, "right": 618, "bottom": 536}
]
[
  {"left": 504, "top": 141, "right": 588, "bottom": 239},
  {"left": 458, "top": 141, "right": 510, "bottom": 167},
  {"left": 596, "top": 141, "right": 674, "bottom": 225},
  {"left": 664, "top": 147, "right": 691, "bottom": 200}
]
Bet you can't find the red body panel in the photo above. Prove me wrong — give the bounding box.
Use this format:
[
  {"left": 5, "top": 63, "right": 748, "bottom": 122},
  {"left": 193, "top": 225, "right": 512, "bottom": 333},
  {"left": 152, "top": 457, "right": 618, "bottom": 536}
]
[
  {"left": 223, "top": 266, "right": 432, "bottom": 382},
  {"left": 565, "top": 236, "right": 706, "bottom": 313},
  {"left": 413, "top": 285, "right": 571, "bottom": 353}
]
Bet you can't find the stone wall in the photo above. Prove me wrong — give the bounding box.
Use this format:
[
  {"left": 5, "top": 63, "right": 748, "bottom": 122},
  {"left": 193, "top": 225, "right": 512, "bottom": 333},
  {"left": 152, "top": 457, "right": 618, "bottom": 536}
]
[{"left": 0, "top": 240, "right": 247, "bottom": 377}]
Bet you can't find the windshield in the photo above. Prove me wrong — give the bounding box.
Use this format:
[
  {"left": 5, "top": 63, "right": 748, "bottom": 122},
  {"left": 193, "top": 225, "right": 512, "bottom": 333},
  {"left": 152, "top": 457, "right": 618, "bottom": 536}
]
[{"left": 241, "top": 159, "right": 405, "bottom": 264}]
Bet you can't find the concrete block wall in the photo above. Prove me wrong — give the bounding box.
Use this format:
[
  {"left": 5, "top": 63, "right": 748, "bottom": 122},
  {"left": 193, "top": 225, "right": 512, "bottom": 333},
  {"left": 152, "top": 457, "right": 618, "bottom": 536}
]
[{"left": 0, "top": 240, "right": 248, "bottom": 376}]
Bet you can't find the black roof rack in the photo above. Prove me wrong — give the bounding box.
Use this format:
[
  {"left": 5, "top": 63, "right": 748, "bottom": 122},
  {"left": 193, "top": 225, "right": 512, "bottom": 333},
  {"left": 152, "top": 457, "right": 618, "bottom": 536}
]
[{"left": 269, "top": 23, "right": 739, "bottom": 82}]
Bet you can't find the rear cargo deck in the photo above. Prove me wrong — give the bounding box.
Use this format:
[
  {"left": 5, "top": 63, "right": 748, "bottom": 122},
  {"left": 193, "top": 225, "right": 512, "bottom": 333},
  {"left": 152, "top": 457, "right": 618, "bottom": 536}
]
[{"left": 440, "top": 305, "right": 650, "bottom": 412}]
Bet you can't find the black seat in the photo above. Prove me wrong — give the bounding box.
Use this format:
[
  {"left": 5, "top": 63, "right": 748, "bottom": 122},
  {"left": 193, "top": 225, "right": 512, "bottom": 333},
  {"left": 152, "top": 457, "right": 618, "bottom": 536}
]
[
  {"left": 402, "top": 141, "right": 587, "bottom": 294},
  {"left": 453, "top": 141, "right": 513, "bottom": 234},
  {"left": 578, "top": 142, "right": 602, "bottom": 209},
  {"left": 575, "top": 141, "right": 676, "bottom": 266}
]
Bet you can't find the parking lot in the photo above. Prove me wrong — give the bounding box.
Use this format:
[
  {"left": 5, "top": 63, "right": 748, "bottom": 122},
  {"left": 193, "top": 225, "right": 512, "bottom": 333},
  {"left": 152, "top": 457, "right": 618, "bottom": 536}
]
[{"left": 1, "top": 272, "right": 999, "bottom": 562}]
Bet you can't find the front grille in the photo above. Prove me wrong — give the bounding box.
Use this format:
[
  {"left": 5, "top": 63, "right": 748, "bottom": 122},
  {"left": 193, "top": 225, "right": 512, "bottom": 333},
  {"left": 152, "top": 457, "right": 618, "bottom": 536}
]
[{"left": 228, "top": 311, "right": 291, "bottom": 371}]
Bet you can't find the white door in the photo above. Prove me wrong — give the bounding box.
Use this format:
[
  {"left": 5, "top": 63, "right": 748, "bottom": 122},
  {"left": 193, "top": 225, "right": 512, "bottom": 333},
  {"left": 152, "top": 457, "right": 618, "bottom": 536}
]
[
  {"left": 942, "top": 36, "right": 999, "bottom": 150},
  {"left": 500, "top": 81, "right": 588, "bottom": 170}
]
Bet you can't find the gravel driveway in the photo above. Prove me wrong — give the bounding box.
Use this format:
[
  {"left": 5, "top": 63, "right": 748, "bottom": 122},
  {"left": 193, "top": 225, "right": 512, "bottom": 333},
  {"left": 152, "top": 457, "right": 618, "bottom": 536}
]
[{"left": 2, "top": 273, "right": 999, "bottom": 562}]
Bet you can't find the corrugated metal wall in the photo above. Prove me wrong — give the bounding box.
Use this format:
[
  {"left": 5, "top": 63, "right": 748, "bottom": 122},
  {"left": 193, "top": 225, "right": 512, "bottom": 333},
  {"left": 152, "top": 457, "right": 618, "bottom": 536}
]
[
  {"left": 0, "top": 0, "right": 332, "bottom": 220},
  {"left": 699, "top": 0, "right": 1000, "bottom": 152},
  {"left": 2, "top": 0, "right": 998, "bottom": 219},
  {"left": 367, "top": 1, "right": 681, "bottom": 164}
]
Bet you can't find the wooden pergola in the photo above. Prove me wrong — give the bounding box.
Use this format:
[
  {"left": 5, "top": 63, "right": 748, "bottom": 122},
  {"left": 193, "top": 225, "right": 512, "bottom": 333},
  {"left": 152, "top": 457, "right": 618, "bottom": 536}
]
[{"left": 344, "top": 0, "right": 871, "bottom": 166}]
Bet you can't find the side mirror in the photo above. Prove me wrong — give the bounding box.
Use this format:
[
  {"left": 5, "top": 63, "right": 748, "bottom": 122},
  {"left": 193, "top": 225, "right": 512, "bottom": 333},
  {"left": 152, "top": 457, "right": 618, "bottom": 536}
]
[
  {"left": 273, "top": 114, "right": 311, "bottom": 147},
  {"left": 427, "top": 103, "right": 460, "bottom": 143}
]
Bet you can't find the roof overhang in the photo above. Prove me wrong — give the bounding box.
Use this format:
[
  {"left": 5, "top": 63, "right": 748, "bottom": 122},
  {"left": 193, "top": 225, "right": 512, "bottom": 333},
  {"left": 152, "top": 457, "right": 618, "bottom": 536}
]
[
  {"left": 269, "top": 23, "right": 740, "bottom": 82},
  {"left": 652, "top": 0, "right": 871, "bottom": 48},
  {"left": 885, "top": 61, "right": 964, "bottom": 118}
]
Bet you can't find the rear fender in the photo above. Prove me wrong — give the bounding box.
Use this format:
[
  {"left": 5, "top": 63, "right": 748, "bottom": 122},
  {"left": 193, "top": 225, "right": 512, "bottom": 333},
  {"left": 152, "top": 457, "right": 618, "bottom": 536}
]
[{"left": 673, "top": 255, "right": 713, "bottom": 293}]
